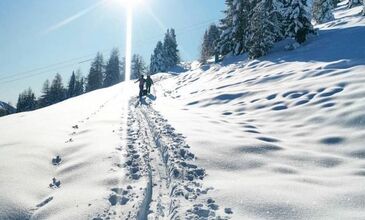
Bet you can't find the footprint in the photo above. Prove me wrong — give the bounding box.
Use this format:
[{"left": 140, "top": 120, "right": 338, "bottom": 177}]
[
  {"left": 306, "top": 93, "right": 316, "bottom": 100},
  {"left": 52, "top": 156, "right": 62, "bottom": 165},
  {"left": 187, "top": 101, "right": 199, "bottom": 106},
  {"left": 222, "top": 112, "right": 233, "bottom": 116},
  {"left": 244, "top": 125, "right": 257, "bottom": 129},
  {"left": 322, "top": 102, "right": 336, "bottom": 108},
  {"left": 245, "top": 130, "right": 260, "bottom": 134},
  {"left": 257, "top": 137, "right": 280, "bottom": 143},
  {"left": 317, "top": 88, "right": 326, "bottom": 93},
  {"left": 294, "top": 99, "right": 310, "bottom": 106},
  {"left": 224, "top": 208, "right": 233, "bottom": 214},
  {"left": 283, "top": 90, "right": 308, "bottom": 98},
  {"left": 319, "top": 87, "right": 343, "bottom": 97},
  {"left": 108, "top": 194, "right": 129, "bottom": 206},
  {"left": 320, "top": 137, "right": 345, "bottom": 145},
  {"left": 272, "top": 105, "right": 288, "bottom": 111},
  {"left": 72, "top": 125, "right": 79, "bottom": 129},
  {"left": 266, "top": 94, "right": 277, "bottom": 100},
  {"left": 65, "top": 138, "right": 73, "bottom": 143},
  {"left": 49, "top": 177, "right": 61, "bottom": 188}
]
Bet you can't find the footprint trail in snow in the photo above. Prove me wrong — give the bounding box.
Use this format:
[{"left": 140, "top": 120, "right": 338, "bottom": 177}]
[{"left": 114, "top": 97, "right": 232, "bottom": 220}]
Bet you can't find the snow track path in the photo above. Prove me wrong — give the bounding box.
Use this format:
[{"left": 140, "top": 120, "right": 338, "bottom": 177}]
[{"left": 123, "top": 97, "right": 230, "bottom": 220}]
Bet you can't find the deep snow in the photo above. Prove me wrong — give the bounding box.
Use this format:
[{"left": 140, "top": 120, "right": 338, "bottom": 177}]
[{"left": 0, "top": 2, "right": 364, "bottom": 220}]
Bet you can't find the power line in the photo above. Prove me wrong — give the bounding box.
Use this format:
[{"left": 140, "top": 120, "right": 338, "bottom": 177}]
[
  {"left": 0, "top": 60, "right": 89, "bottom": 85},
  {"left": 0, "top": 17, "right": 221, "bottom": 86},
  {"left": 0, "top": 49, "right": 111, "bottom": 82}
]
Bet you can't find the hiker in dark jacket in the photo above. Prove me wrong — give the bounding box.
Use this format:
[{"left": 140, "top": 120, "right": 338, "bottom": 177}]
[
  {"left": 146, "top": 75, "right": 154, "bottom": 94},
  {"left": 135, "top": 75, "right": 145, "bottom": 99}
]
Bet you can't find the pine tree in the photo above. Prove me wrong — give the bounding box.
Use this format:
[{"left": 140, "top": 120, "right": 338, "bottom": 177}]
[
  {"left": 247, "top": 0, "right": 283, "bottom": 58},
  {"left": 38, "top": 79, "right": 51, "bottom": 108},
  {"left": 362, "top": 0, "right": 365, "bottom": 16},
  {"left": 150, "top": 41, "right": 167, "bottom": 74},
  {"left": 16, "top": 88, "right": 36, "bottom": 112},
  {"left": 86, "top": 52, "right": 104, "bottom": 92},
  {"left": 74, "top": 70, "right": 85, "bottom": 96},
  {"left": 312, "top": 0, "right": 334, "bottom": 24},
  {"left": 284, "top": 0, "right": 314, "bottom": 44},
  {"left": 231, "top": 0, "right": 254, "bottom": 55},
  {"left": 200, "top": 24, "right": 221, "bottom": 63},
  {"left": 163, "top": 28, "right": 180, "bottom": 68},
  {"left": 200, "top": 31, "right": 209, "bottom": 63},
  {"left": 216, "top": 0, "right": 235, "bottom": 56},
  {"left": 131, "top": 54, "right": 146, "bottom": 80},
  {"left": 67, "top": 71, "right": 76, "bottom": 98},
  {"left": 49, "top": 73, "right": 66, "bottom": 104},
  {"left": 104, "top": 48, "right": 121, "bottom": 87},
  {"left": 120, "top": 57, "right": 126, "bottom": 82}
]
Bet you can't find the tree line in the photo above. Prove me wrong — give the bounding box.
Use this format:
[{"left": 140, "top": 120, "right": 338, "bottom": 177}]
[
  {"left": 200, "top": 0, "right": 363, "bottom": 61},
  {"left": 16, "top": 48, "right": 125, "bottom": 113},
  {"left": 13, "top": 30, "right": 181, "bottom": 114}
]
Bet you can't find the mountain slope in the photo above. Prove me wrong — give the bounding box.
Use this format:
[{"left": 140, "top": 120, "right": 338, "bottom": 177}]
[
  {"left": 151, "top": 4, "right": 365, "bottom": 220},
  {"left": 0, "top": 101, "right": 16, "bottom": 117},
  {"left": 0, "top": 3, "right": 364, "bottom": 220}
]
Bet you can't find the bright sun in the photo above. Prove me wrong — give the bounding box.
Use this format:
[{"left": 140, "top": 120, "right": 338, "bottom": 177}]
[
  {"left": 107, "top": 0, "right": 146, "bottom": 81},
  {"left": 112, "top": 0, "right": 144, "bottom": 9}
]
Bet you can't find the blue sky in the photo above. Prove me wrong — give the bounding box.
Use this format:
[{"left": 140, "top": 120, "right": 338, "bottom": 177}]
[{"left": 0, "top": 0, "right": 225, "bottom": 105}]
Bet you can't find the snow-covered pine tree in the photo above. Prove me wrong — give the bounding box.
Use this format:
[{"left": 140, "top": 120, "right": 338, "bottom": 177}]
[
  {"left": 86, "top": 52, "right": 104, "bottom": 92},
  {"left": 312, "top": 0, "right": 334, "bottom": 24},
  {"left": 150, "top": 41, "right": 167, "bottom": 74},
  {"left": 284, "top": 0, "right": 314, "bottom": 44},
  {"left": 67, "top": 71, "right": 76, "bottom": 98},
  {"left": 231, "top": 0, "right": 253, "bottom": 55},
  {"left": 200, "top": 31, "right": 210, "bottom": 63},
  {"left": 246, "top": 0, "right": 282, "bottom": 58},
  {"left": 362, "top": 0, "right": 365, "bottom": 15},
  {"left": 200, "top": 24, "right": 221, "bottom": 63},
  {"left": 104, "top": 48, "right": 121, "bottom": 87},
  {"left": 163, "top": 28, "right": 180, "bottom": 68},
  {"left": 131, "top": 54, "right": 147, "bottom": 80},
  {"left": 216, "top": 0, "right": 235, "bottom": 56}
]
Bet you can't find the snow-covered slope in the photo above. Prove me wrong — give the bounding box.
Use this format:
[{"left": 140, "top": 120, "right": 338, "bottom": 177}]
[
  {"left": 151, "top": 4, "right": 365, "bottom": 220},
  {"left": 0, "top": 3, "right": 364, "bottom": 220},
  {"left": 0, "top": 84, "right": 131, "bottom": 219}
]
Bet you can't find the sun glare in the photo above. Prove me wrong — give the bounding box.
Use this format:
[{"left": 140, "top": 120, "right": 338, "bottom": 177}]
[
  {"left": 112, "top": 0, "right": 144, "bottom": 9},
  {"left": 124, "top": 5, "right": 132, "bottom": 82}
]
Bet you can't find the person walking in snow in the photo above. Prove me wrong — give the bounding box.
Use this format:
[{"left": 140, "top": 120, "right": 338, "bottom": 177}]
[
  {"left": 146, "top": 75, "right": 154, "bottom": 94},
  {"left": 135, "top": 75, "right": 145, "bottom": 99}
]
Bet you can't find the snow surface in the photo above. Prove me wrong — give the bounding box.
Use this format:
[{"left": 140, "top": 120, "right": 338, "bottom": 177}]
[
  {"left": 151, "top": 4, "right": 365, "bottom": 220},
  {"left": 0, "top": 3, "right": 364, "bottom": 220}
]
